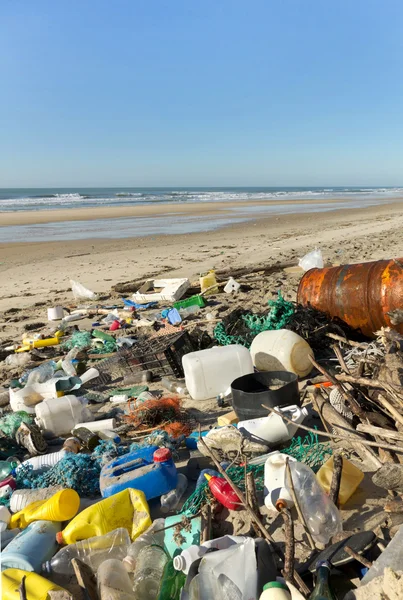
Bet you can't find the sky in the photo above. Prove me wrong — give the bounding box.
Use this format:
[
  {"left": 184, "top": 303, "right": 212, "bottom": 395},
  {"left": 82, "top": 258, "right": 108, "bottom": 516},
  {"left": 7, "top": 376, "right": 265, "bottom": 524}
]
[{"left": 1, "top": 0, "right": 403, "bottom": 187}]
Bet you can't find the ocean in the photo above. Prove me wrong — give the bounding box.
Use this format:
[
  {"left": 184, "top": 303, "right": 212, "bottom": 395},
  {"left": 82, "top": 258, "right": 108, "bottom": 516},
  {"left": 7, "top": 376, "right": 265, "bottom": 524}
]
[{"left": 0, "top": 186, "right": 403, "bottom": 212}]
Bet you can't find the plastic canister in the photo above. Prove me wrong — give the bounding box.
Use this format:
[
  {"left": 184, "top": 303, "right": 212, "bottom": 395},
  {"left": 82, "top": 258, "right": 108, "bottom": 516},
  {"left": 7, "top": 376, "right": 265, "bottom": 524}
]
[
  {"left": 73, "top": 418, "right": 116, "bottom": 433},
  {"left": 238, "top": 406, "right": 308, "bottom": 446},
  {"left": 34, "top": 395, "right": 88, "bottom": 436},
  {"left": 1, "top": 520, "right": 61, "bottom": 572},
  {"left": 99, "top": 446, "right": 177, "bottom": 500},
  {"left": 316, "top": 456, "right": 364, "bottom": 505},
  {"left": 182, "top": 345, "right": 254, "bottom": 401},
  {"left": 9, "top": 489, "right": 80, "bottom": 529},
  {"left": 2, "top": 568, "right": 68, "bottom": 600},
  {"left": 199, "top": 270, "right": 218, "bottom": 295},
  {"left": 264, "top": 452, "right": 297, "bottom": 511},
  {"left": 250, "top": 330, "right": 314, "bottom": 377}
]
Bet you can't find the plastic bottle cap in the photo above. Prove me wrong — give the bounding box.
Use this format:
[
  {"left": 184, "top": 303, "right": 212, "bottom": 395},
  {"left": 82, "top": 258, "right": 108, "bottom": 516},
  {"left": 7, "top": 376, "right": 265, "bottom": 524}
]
[
  {"left": 263, "top": 582, "right": 289, "bottom": 591},
  {"left": 56, "top": 531, "right": 64, "bottom": 544},
  {"left": 204, "top": 473, "right": 213, "bottom": 482},
  {"left": 173, "top": 555, "right": 185, "bottom": 571},
  {"left": 153, "top": 448, "right": 172, "bottom": 462}
]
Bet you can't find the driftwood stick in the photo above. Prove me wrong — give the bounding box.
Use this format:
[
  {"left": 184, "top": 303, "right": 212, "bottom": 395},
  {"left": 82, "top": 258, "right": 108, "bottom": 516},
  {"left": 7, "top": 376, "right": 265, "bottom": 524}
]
[
  {"left": 335, "top": 374, "right": 403, "bottom": 405},
  {"left": 377, "top": 394, "right": 403, "bottom": 428},
  {"left": 279, "top": 506, "right": 295, "bottom": 585},
  {"left": 246, "top": 471, "right": 262, "bottom": 537},
  {"left": 201, "top": 504, "right": 211, "bottom": 544},
  {"left": 329, "top": 453, "right": 343, "bottom": 506},
  {"left": 72, "top": 558, "right": 99, "bottom": 600},
  {"left": 333, "top": 344, "right": 351, "bottom": 374},
  {"left": 311, "top": 389, "right": 331, "bottom": 434},
  {"left": 262, "top": 404, "right": 403, "bottom": 455},
  {"left": 356, "top": 423, "right": 403, "bottom": 441},
  {"left": 285, "top": 457, "right": 316, "bottom": 550},
  {"left": 198, "top": 425, "right": 310, "bottom": 597},
  {"left": 308, "top": 356, "right": 367, "bottom": 420},
  {"left": 326, "top": 333, "right": 367, "bottom": 348},
  {"left": 344, "top": 546, "right": 372, "bottom": 569}
]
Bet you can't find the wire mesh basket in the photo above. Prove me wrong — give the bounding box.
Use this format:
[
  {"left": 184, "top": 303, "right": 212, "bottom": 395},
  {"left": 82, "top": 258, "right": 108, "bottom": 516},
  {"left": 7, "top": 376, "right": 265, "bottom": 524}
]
[{"left": 90, "top": 331, "right": 193, "bottom": 387}]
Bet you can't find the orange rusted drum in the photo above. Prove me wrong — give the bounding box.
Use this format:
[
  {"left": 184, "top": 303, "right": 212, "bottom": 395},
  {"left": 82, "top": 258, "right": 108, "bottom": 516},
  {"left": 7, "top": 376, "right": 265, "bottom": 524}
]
[{"left": 297, "top": 258, "right": 403, "bottom": 338}]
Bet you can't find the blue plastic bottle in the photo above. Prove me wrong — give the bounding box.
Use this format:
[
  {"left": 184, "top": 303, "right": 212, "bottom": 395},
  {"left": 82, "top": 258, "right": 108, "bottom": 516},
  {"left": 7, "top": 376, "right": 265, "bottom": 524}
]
[
  {"left": 1, "top": 520, "right": 61, "bottom": 572},
  {"left": 100, "top": 446, "right": 177, "bottom": 499}
]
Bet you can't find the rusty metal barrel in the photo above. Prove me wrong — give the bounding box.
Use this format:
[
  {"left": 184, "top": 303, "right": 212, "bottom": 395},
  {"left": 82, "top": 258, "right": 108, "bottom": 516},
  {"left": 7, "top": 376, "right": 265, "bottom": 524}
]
[{"left": 297, "top": 258, "right": 403, "bottom": 338}]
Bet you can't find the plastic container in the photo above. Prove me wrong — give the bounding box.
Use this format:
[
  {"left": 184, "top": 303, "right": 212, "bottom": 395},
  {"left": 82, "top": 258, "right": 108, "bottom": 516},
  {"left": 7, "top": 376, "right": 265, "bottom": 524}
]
[
  {"left": 43, "top": 528, "right": 131, "bottom": 576},
  {"left": 100, "top": 446, "right": 177, "bottom": 500},
  {"left": 173, "top": 535, "right": 244, "bottom": 574},
  {"left": 98, "top": 429, "right": 121, "bottom": 444},
  {"left": 35, "top": 395, "right": 88, "bottom": 436},
  {"left": 205, "top": 474, "right": 242, "bottom": 510},
  {"left": 132, "top": 545, "right": 169, "bottom": 600},
  {"left": 231, "top": 371, "right": 300, "bottom": 421},
  {"left": 2, "top": 568, "right": 68, "bottom": 600},
  {"left": 1, "top": 528, "right": 21, "bottom": 550},
  {"left": 48, "top": 306, "right": 64, "bottom": 320},
  {"left": 260, "top": 582, "right": 291, "bottom": 599},
  {"left": 316, "top": 456, "right": 364, "bottom": 505},
  {"left": 0, "top": 460, "right": 15, "bottom": 480},
  {"left": 10, "top": 486, "right": 64, "bottom": 514},
  {"left": 224, "top": 277, "right": 241, "bottom": 293},
  {"left": 97, "top": 558, "right": 134, "bottom": 600},
  {"left": 74, "top": 418, "right": 116, "bottom": 433},
  {"left": 298, "top": 248, "right": 324, "bottom": 271},
  {"left": 0, "top": 505, "right": 11, "bottom": 524},
  {"left": 361, "top": 524, "right": 403, "bottom": 585},
  {"left": 199, "top": 270, "right": 218, "bottom": 295},
  {"left": 179, "top": 305, "right": 201, "bottom": 318},
  {"left": 72, "top": 427, "right": 101, "bottom": 450},
  {"left": 56, "top": 487, "right": 151, "bottom": 545},
  {"left": 238, "top": 405, "right": 308, "bottom": 445},
  {"left": 264, "top": 452, "right": 296, "bottom": 511},
  {"left": 173, "top": 294, "right": 206, "bottom": 310},
  {"left": 189, "top": 572, "right": 218, "bottom": 600},
  {"left": 15, "top": 450, "right": 67, "bottom": 474},
  {"left": 123, "top": 518, "right": 165, "bottom": 571},
  {"left": 250, "top": 330, "right": 314, "bottom": 377},
  {"left": 2, "top": 520, "right": 61, "bottom": 572},
  {"left": 9, "top": 488, "right": 80, "bottom": 529},
  {"left": 297, "top": 258, "right": 403, "bottom": 338},
  {"left": 289, "top": 461, "right": 342, "bottom": 545},
  {"left": 160, "top": 473, "right": 188, "bottom": 512},
  {"left": 183, "top": 345, "right": 254, "bottom": 401}
]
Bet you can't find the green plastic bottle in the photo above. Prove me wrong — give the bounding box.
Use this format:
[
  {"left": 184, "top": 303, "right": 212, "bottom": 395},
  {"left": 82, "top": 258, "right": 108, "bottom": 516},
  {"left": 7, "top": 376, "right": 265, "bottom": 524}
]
[
  {"left": 309, "top": 561, "right": 337, "bottom": 600},
  {"left": 157, "top": 559, "right": 186, "bottom": 600}
]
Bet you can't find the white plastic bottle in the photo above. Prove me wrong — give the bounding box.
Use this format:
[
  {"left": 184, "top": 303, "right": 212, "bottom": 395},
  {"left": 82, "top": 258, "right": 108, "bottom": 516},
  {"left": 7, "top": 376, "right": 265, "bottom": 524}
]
[
  {"left": 15, "top": 451, "right": 67, "bottom": 474},
  {"left": 260, "top": 582, "right": 291, "bottom": 599},
  {"left": 10, "top": 486, "right": 64, "bottom": 513},
  {"left": 160, "top": 473, "right": 188, "bottom": 513},
  {"left": 73, "top": 418, "right": 116, "bottom": 433},
  {"left": 264, "top": 452, "right": 296, "bottom": 511},
  {"left": 173, "top": 535, "right": 245, "bottom": 574},
  {"left": 123, "top": 518, "right": 165, "bottom": 572},
  {"left": 238, "top": 406, "right": 308, "bottom": 445},
  {"left": 35, "top": 395, "right": 88, "bottom": 436}
]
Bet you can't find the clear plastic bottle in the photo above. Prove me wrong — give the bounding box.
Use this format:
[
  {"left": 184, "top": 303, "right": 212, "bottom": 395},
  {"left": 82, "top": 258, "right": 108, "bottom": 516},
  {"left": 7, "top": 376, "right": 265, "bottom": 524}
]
[
  {"left": 123, "top": 518, "right": 165, "bottom": 572},
  {"left": 160, "top": 377, "right": 187, "bottom": 394},
  {"left": 178, "top": 305, "right": 201, "bottom": 319},
  {"left": 43, "top": 528, "right": 131, "bottom": 576},
  {"left": 289, "top": 461, "right": 342, "bottom": 545},
  {"left": 189, "top": 572, "right": 218, "bottom": 600},
  {"left": 61, "top": 348, "right": 79, "bottom": 376},
  {"left": 25, "top": 361, "right": 56, "bottom": 385},
  {"left": 0, "top": 461, "right": 16, "bottom": 481},
  {"left": 132, "top": 545, "right": 168, "bottom": 600},
  {"left": 97, "top": 558, "right": 134, "bottom": 600},
  {"left": 160, "top": 473, "right": 188, "bottom": 513}
]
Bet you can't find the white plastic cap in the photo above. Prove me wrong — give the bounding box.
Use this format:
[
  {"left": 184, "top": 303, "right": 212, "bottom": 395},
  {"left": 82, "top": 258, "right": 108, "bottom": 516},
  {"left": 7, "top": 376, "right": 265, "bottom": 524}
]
[{"left": 173, "top": 555, "right": 186, "bottom": 571}]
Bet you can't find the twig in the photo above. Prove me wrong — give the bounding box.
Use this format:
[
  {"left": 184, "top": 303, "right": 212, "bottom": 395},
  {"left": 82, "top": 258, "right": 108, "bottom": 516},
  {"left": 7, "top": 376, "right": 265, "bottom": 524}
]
[
  {"left": 332, "top": 344, "right": 351, "bottom": 374},
  {"left": 335, "top": 374, "right": 403, "bottom": 406},
  {"left": 329, "top": 453, "right": 343, "bottom": 507},
  {"left": 279, "top": 505, "right": 295, "bottom": 584},
  {"left": 201, "top": 504, "right": 212, "bottom": 544},
  {"left": 16, "top": 575, "right": 27, "bottom": 600},
  {"left": 326, "top": 333, "right": 367, "bottom": 348},
  {"left": 311, "top": 389, "right": 331, "bottom": 434},
  {"left": 261, "top": 404, "right": 403, "bottom": 454},
  {"left": 154, "top": 513, "right": 201, "bottom": 534},
  {"left": 285, "top": 457, "right": 316, "bottom": 550},
  {"left": 344, "top": 546, "right": 372, "bottom": 569},
  {"left": 198, "top": 424, "right": 310, "bottom": 597},
  {"left": 246, "top": 471, "right": 262, "bottom": 537},
  {"left": 356, "top": 423, "right": 403, "bottom": 441},
  {"left": 72, "top": 559, "right": 99, "bottom": 600},
  {"left": 378, "top": 395, "right": 403, "bottom": 428}
]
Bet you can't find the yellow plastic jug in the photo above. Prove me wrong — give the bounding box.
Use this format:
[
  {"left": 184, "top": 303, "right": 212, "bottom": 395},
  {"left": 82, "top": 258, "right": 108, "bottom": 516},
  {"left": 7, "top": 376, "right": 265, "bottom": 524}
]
[
  {"left": 9, "top": 489, "right": 80, "bottom": 529},
  {"left": 2, "top": 568, "right": 70, "bottom": 600},
  {"left": 200, "top": 270, "right": 219, "bottom": 295},
  {"left": 56, "top": 487, "right": 151, "bottom": 545},
  {"left": 316, "top": 455, "right": 364, "bottom": 505}
]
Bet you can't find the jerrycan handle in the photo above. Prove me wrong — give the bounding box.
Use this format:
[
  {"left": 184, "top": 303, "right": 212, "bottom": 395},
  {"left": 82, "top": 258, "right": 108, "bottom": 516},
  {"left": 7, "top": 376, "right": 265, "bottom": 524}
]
[{"left": 111, "top": 457, "right": 147, "bottom": 476}]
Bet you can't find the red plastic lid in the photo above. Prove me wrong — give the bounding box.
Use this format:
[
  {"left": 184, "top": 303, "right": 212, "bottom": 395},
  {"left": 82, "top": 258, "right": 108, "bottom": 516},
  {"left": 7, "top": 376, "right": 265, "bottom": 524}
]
[
  {"left": 56, "top": 531, "right": 64, "bottom": 545},
  {"left": 153, "top": 448, "right": 172, "bottom": 463}
]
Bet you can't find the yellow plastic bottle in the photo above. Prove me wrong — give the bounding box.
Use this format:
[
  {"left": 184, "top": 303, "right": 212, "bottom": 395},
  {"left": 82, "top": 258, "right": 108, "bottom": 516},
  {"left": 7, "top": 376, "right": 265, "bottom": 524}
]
[
  {"left": 56, "top": 487, "right": 151, "bottom": 545},
  {"left": 9, "top": 489, "right": 80, "bottom": 529},
  {"left": 200, "top": 270, "right": 219, "bottom": 295},
  {"left": 2, "top": 568, "right": 69, "bottom": 600},
  {"left": 316, "top": 456, "right": 364, "bottom": 505}
]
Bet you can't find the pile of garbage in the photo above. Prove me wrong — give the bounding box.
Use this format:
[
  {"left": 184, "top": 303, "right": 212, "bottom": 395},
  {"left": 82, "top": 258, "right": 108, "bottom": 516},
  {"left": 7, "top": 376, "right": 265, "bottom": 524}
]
[{"left": 1, "top": 257, "right": 403, "bottom": 599}]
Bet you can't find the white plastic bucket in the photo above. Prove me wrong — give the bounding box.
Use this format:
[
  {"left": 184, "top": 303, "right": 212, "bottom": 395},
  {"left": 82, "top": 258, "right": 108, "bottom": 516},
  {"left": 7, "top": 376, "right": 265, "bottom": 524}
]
[
  {"left": 47, "top": 306, "right": 64, "bottom": 321},
  {"left": 250, "top": 330, "right": 313, "bottom": 377}
]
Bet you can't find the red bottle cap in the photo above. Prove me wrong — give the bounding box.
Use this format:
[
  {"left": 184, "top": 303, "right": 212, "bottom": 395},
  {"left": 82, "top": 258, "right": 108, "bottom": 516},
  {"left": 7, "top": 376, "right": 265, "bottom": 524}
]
[
  {"left": 56, "top": 531, "right": 64, "bottom": 545},
  {"left": 109, "top": 320, "right": 120, "bottom": 331},
  {"left": 153, "top": 448, "right": 172, "bottom": 463}
]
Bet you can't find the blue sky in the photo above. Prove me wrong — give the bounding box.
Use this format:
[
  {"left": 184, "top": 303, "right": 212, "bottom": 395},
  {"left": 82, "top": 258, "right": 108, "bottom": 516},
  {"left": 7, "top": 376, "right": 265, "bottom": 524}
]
[{"left": 1, "top": 0, "right": 402, "bottom": 187}]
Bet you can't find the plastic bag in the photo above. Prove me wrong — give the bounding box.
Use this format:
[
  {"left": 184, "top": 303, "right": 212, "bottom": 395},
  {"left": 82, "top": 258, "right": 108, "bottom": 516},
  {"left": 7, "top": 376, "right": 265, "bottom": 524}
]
[
  {"left": 70, "top": 279, "right": 97, "bottom": 300},
  {"left": 298, "top": 248, "right": 324, "bottom": 271}
]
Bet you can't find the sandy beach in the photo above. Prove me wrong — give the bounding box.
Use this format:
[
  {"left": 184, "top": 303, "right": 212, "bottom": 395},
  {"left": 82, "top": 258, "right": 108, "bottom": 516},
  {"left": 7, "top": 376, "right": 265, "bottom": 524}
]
[{"left": 1, "top": 199, "right": 403, "bottom": 336}]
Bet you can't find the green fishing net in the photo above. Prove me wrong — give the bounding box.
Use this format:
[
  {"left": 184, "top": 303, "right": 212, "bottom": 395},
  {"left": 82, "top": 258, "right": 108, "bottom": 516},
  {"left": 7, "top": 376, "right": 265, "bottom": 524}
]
[
  {"left": 0, "top": 411, "right": 34, "bottom": 439},
  {"left": 62, "top": 330, "right": 117, "bottom": 354},
  {"left": 214, "top": 292, "right": 295, "bottom": 348},
  {"left": 180, "top": 431, "right": 332, "bottom": 516}
]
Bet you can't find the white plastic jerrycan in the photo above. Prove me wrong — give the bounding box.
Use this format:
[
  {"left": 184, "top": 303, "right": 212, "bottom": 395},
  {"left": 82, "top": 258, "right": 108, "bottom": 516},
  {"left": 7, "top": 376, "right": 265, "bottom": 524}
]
[
  {"left": 238, "top": 405, "right": 308, "bottom": 446},
  {"left": 264, "top": 451, "right": 296, "bottom": 512},
  {"left": 250, "top": 330, "right": 313, "bottom": 377}
]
